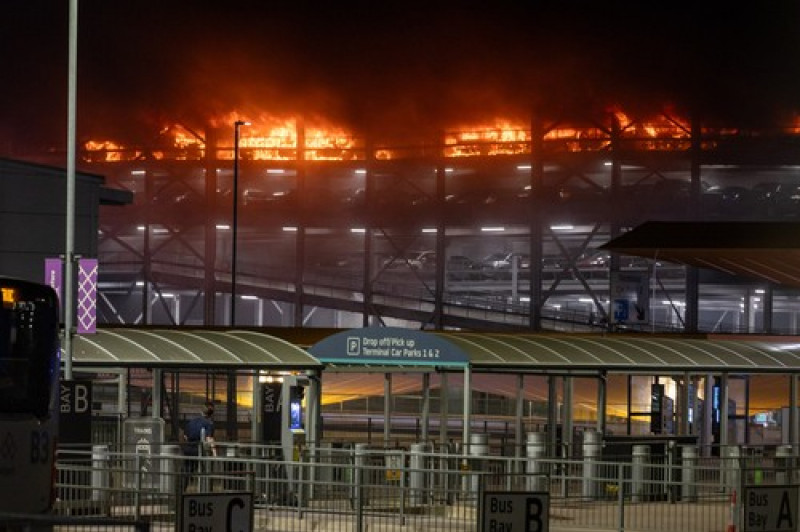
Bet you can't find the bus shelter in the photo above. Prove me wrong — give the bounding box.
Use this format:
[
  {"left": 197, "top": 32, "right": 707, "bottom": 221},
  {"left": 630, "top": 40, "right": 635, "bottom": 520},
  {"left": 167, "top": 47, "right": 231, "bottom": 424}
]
[
  {"left": 64, "top": 325, "right": 800, "bottom": 458},
  {"left": 66, "top": 327, "right": 324, "bottom": 447},
  {"left": 311, "top": 327, "right": 800, "bottom": 456}
]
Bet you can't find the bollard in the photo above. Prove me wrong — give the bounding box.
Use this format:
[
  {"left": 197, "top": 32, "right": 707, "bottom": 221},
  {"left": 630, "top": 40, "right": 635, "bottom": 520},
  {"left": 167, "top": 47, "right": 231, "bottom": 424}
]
[
  {"left": 526, "top": 432, "right": 547, "bottom": 492},
  {"left": 409, "top": 443, "right": 426, "bottom": 505},
  {"left": 723, "top": 446, "right": 741, "bottom": 493},
  {"left": 776, "top": 445, "right": 792, "bottom": 484},
  {"left": 354, "top": 443, "right": 368, "bottom": 507},
  {"left": 631, "top": 444, "right": 650, "bottom": 503},
  {"left": 161, "top": 444, "right": 181, "bottom": 496},
  {"left": 681, "top": 445, "right": 697, "bottom": 502},
  {"left": 581, "top": 430, "right": 601, "bottom": 499},
  {"left": 225, "top": 446, "right": 238, "bottom": 491},
  {"left": 91, "top": 444, "right": 111, "bottom": 503},
  {"left": 467, "top": 433, "right": 489, "bottom": 497}
]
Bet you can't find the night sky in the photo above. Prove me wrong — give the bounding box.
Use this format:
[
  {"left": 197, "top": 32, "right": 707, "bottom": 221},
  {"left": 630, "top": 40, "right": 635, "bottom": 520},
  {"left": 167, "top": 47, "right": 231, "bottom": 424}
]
[{"left": 2, "top": 1, "right": 800, "bottom": 152}]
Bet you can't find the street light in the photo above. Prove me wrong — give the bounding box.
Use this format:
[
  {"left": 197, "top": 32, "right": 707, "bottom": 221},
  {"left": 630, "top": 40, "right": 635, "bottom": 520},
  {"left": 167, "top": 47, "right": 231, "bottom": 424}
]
[{"left": 231, "top": 119, "right": 250, "bottom": 326}]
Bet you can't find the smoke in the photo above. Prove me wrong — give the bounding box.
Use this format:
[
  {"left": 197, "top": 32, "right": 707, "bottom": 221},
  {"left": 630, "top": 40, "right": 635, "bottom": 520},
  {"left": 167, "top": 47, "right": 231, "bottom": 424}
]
[{"left": 2, "top": 0, "right": 800, "bottom": 154}]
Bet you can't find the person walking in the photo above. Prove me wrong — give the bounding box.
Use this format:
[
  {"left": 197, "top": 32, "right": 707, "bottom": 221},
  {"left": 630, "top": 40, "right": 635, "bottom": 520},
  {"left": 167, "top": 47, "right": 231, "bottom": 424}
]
[{"left": 182, "top": 400, "right": 216, "bottom": 490}]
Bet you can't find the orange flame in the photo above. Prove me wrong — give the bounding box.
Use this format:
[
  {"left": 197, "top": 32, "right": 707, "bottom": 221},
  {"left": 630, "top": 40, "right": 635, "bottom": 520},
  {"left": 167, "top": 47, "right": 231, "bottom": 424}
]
[{"left": 80, "top": 109, "right": 724, "bottom": 162}]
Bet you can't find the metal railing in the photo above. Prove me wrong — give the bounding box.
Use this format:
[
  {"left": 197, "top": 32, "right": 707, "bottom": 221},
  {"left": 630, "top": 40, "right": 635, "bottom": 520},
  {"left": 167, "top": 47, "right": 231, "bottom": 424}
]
[{"left": 46, "top": 441, "right": 794, "bottom": 531}]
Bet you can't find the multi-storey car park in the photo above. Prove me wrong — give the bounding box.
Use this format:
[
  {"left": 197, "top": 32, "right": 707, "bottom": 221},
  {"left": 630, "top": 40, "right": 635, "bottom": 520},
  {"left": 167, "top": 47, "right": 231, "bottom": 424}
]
[{"left": 72, "top": 108, "right": 800, "bottom": 333}]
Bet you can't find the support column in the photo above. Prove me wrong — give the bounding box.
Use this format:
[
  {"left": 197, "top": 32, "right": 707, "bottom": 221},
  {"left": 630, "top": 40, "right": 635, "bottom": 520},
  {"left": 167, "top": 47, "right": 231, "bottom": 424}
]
[
  {"left": 684, "top": 117, "right": 701, "bottom": 333},
  {"left": 293, "top": 121, "right": 306, "bottom": 327},
  {"left": 596, "top": 372, "right": 607, "bottom": 435},
  {"left": 703, "top": 374, "right": 714, "bottom": 456},
  {"left": 548, "top": 376, "right": 559, "bottom": 457},
  {"left": 528, "top": 115, "right": 544, "bottom": 330},
  {"left": 439, "top": 373, "right": 449, "bottom": 447},
  {"left": 790, "top": 374, "right": 798, "bottom": 447},
  {"left": 679, "top": 373, "right": 691, "bottom": 436},
  {"left": 202, "top": 127, "right": 218, "bottom": 326},
  {"left": 421, "top": 373, "right": 431, "bottom": 442},
  {"left": 433, "top": 165, "right": 446, "bottom": 329},
  {"left": 152, "top": 369, "right": 162, "bottom": 419},
  {"left": 763, "top": 285, "right": 774, "bottom": 334},
  {"left": 515, "top": 374, "right": 525, "bottom": 461},
  {"left": 562, "top": 377, "right": 574, "bottom": 458},
  {"left": 384, "top": 373, "right": 392, "bottom": 445},
  {"left": 463, "top": 367, "right": 472, "bottom": 450},
  {"left": 720, "top": 373, "right": 729, "bottom": 449}
]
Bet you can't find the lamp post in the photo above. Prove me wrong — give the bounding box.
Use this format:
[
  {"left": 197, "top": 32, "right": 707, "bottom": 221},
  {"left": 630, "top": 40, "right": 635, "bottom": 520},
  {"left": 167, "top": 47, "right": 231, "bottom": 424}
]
[{"left": 231, "top": 120, "right": 249, "bottom": 326}]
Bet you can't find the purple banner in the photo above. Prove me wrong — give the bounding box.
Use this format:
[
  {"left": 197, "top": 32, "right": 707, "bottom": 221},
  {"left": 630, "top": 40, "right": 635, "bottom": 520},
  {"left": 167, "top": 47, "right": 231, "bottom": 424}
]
[
  {"left": 77, "top": 258, "right": 98, "bottom": 334},
  {"left": 44, "top": 258, "right": 63, "bottom": 304}
]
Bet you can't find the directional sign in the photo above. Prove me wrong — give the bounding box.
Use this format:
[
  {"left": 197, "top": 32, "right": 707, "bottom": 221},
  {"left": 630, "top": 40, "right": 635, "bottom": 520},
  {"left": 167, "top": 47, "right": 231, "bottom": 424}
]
[
  {"left": 481, "top": 491, "right": 549, "bottom": 532},
  {"left": 744, "top": 485, "right": 798, "bottom": 532},
  {"left": 181, "top": 492, "right": 253, "bottom": 532}
]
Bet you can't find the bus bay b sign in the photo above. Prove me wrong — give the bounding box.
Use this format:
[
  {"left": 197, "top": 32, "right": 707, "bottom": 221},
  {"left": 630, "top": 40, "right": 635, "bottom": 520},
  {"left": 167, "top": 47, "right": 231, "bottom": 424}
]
[
  {"left": 59, "top": 380, "right": 92, "bottom": 445},
  {"left": 481, "top": 491, "right": 549, "bottom": 532}
]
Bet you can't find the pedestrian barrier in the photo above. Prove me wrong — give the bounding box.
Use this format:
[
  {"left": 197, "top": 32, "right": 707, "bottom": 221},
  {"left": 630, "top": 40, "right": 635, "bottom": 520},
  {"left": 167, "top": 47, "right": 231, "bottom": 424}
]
[{"left": 46, "top": 441, "right": 797, "bottom": 532}]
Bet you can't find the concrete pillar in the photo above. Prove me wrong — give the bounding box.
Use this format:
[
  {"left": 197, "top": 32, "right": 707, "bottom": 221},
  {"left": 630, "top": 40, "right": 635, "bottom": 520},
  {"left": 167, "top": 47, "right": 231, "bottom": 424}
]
[
  {"left": 91, "top": 444, "right": 110, "bottom": 502},
  {"left": 409, "top": 443, "right": 426, "bottom": 505},
  {"left": 681, "top": 445, "right": 697, "bottom": 502},
  {"left": 723, "top": 445, "right": 741, "bottom": 493},
  {"left": 632, "top": 444, "right": 650, "bottom": 502},
  {"left": 468, "top": 433, "right": 489, "bottom": 495},
  {"left": 354, "top": 443, "right": 368, "bottom": 506},
  {"left": 582, "top": 430, "right": 602, "bottom": 499},
  {"left": 776, "top": 445, "right": 792, "bottom": 485},
  {"left": 526, "top": 432, "right": 547, "bottom": 492}
]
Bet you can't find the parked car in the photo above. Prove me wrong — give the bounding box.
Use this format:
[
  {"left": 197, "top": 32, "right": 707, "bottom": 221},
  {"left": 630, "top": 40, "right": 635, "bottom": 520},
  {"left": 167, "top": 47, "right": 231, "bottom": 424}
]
[
  {"left": 480, "top": 252, "right": 530, "bottom": 279},
  {"left": 752, "top": 182, "right": 800, "bottom": 218},
  {"left": 446, "top": 255, "right": 482, "bottom": 280},
  {"left": 383, "top": 250, "right": 436, "bottom": 271}
]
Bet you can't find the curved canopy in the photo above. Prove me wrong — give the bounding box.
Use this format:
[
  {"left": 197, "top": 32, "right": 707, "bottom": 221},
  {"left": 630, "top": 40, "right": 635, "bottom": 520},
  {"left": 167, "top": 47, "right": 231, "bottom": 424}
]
[
  {"left": 433, "top": 332, "right": 800, "bottom": 374},
  {"left": 65, "top": 327, "right": 800, "bottom": 376},
  {"left": 69, "top": 328, "right": 323, "bottom": 369}
]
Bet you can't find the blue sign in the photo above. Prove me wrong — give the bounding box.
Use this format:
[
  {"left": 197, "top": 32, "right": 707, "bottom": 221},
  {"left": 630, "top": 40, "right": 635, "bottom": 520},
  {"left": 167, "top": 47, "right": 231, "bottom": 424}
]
[
  {"left": 310, "top": 326, "right": 469, "bottom": 367},
  {"left": 613, "top": 299, "right": 629, "bottom": 322}
]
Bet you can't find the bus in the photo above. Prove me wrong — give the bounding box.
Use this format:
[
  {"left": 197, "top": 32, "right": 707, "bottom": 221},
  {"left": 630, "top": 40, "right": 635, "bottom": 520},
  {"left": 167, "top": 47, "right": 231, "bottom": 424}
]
[{"left": 0, "top": 277, "right": 60, "bottom": 514}]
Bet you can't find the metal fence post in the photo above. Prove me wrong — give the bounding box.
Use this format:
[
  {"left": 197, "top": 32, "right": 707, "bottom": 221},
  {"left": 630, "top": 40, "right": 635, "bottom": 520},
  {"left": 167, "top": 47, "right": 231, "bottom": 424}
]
[
  {"left": 617, "top": 462, "right": 626, "bottom": 532},
  {"left": 355, "top": 443, "right": 367, "bottom": 532},
  {"left": 134, "top": 453, "right": 143, "bottom": 521}
]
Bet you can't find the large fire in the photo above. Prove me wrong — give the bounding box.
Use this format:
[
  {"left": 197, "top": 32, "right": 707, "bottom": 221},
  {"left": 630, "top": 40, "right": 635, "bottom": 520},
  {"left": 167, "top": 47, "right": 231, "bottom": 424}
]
[{"left": 82, "top": 109, "right": 735, "bottom": 163}]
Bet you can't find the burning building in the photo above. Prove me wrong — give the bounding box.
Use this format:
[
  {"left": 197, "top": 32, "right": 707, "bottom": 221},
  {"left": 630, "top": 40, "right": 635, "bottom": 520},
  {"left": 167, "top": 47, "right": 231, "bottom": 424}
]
[{"left": 74, "top": 107, "right": 800, "bottom": 333}]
